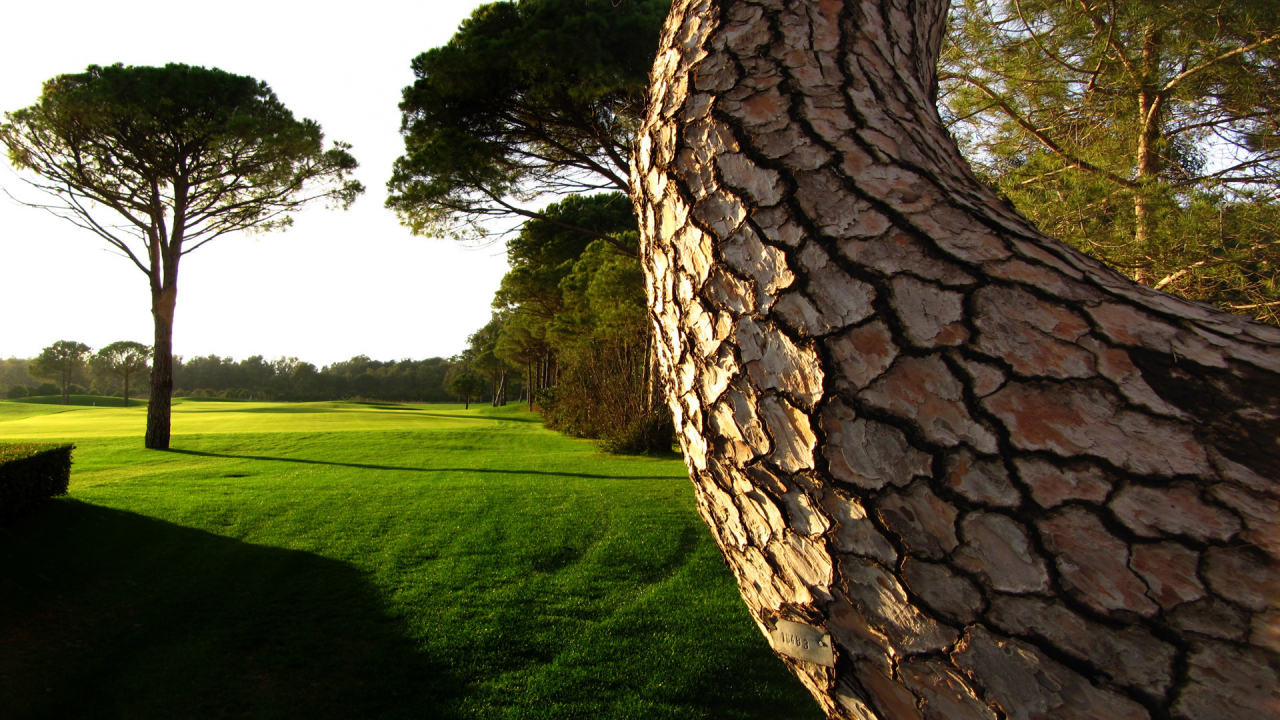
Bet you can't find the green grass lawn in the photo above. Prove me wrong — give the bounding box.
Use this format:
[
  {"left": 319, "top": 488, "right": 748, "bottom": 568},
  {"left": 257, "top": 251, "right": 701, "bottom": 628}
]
[{"left": 0, "top": 398, "right": 821, "bottom": 720}]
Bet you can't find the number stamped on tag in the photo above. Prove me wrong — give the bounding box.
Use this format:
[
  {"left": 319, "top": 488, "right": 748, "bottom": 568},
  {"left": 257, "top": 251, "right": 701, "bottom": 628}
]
[{"left": 769, "top": 619, "right": 835, "bottom": 667}]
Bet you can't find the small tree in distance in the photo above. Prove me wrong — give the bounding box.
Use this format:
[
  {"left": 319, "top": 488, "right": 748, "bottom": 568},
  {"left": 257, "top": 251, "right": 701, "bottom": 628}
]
[
  {"left": 446, "top": 370, "right": 486, "bottom": 410},
  {"left": 28, "top": 341, "right": 91, "bottom": 405},
  {"left": 91, "top": 342, "right": 151, "bottom": 407},
  {"left": 1, "top": 63, "right": 364, "bottom": 449}
]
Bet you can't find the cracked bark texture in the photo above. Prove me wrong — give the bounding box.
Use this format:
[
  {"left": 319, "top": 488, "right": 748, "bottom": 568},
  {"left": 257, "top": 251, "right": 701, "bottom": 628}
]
[{"left": 629, "top": 1, "right": 1280, "bottom": 718}]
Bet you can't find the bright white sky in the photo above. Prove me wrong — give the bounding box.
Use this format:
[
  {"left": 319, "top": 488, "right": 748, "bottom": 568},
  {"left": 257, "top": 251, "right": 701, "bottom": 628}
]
[{"left": 0, "top": 0, "right": 507, "bottom": 367}]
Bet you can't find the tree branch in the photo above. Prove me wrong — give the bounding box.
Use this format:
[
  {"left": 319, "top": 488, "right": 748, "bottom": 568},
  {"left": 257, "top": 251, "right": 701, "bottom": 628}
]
[
  {"left": 1161, "top": 33, "right": 1280, "bottom": 94},
  {"left": 951, "top": 75, "right": 1138, "bottom": 188}
]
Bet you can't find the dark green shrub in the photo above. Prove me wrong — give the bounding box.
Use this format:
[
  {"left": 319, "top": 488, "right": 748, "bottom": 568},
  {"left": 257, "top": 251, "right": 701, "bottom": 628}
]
[
  {"left": 598, "top": 411, "right": 675, "bottom": 455},
  {"left": 33, "top": 382, "right": 59, "bottom": 396},
  {"left": 0, "top": 443, "right": 74, "bottom": 524},
  {"left": 6, "top": 384, "right": 28, "bottom": 399}
]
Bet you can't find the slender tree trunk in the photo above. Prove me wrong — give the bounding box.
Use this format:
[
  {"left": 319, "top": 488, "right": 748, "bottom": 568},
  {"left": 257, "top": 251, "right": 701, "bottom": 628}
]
[
  {"left": 633, "top": 2, "right": 1280, "bottom": 718},
  {"left": 1133, "top": 29, "right": 1164, "bottom": 286},
  {"left": 146, "top": 285, "right": 176, "bottom": 449},
  {"left": 124, "top": 372, "right": 130, "bottom": 408}
]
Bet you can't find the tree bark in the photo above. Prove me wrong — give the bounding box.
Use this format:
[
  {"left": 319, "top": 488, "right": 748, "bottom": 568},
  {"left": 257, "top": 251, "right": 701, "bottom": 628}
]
[
  {"left": 632, "top": 2, "right": 1280, "bottom": 718},
  {"left": 146, "top": 285, "right": 176, "bottom": 450}
]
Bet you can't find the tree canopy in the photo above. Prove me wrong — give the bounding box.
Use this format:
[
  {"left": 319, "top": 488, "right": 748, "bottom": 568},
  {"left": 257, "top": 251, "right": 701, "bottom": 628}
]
[
  {"left": 2, "top": 63, "right": 363, "bottom": 264},
  {"left": 28, "top": 340, "right": 91, "bottom": 405},
  {"left": 942, "top": 0, "right": 1280, "bottom": 319},
  {"left": 90, "top": 341, "right": 151, "bottom": 407},
  {"left": 386, "top": 0, "right": 669, "bottom": 249},
  {"left": 1, "top": 63, "right": 363, "bottom": 447},
  {"left": 473, "top": 192, "right": 664, "bottom": 450}
]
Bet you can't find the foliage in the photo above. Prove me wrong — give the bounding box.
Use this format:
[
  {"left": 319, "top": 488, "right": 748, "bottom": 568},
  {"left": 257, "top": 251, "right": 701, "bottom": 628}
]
[
  {"left": 445, "top": 369, "right": 487, "bottom": 408},
  {"left": 32, "top": 383, "right": 59, "bottom": 397},
  {"left": 0, "top": 442, "right": 73, "bottom": 524},
  {"left": 6, "top": 385, "right": 28, "bottom": 399},
  {"left": 169, "top": 354, "right": 466, "bottom": 403},
  {"left": 481, "top": 194, "right": 669, "bottom": 452},
  {"left": 388, "top": 0, "right": 673, "bottom": 448},
  {"left": 90, "top": 341, "right": 151, "bottom": 407},
  {"left": 387, "top": 0, "right": 669, "bottom": 247},
  {"left": 1, "top": 62, "right": 363, "bottom": 447},
  {"left": 538, "top": 235, "right": 672, "bottom": 453},
  {"left": 0, "top": 358, "right": 36, "bottom": 390},
  {"left": 28, "top": 341, "right": 91, "bottom": 405},
  {"left": 2, "top": 63, "right": 364, "bottom": 255},
  {"left": 942, "top": 0, "right": 1280, "bottom": 322}
]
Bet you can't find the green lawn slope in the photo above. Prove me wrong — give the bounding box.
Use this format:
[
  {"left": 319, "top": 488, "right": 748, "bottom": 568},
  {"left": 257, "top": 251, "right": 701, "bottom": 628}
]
[{"left": 0, "top": 399, "right": 820, "bottom": 720}]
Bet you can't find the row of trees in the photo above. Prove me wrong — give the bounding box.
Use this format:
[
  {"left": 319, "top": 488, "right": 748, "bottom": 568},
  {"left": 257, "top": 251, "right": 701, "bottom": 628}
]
[
  {"left": 6, "top": 340, "right": 151, "bottom": 405},
  {"left": 446, "top": 194, "right": 670, "bottom": 451},
  {"left": 4, "top": 348, "right": 499, "bottom": 405},
  {"left": 176, "top": 354, "right": 473, "bottom": 403},
  {"left": 392, "top": 0, "right": 673, "bottom": 452}
]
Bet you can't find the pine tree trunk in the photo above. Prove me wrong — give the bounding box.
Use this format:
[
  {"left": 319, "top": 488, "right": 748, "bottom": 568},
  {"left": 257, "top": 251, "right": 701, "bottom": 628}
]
[
  {"left": 632, "top": 2, "right": 1280, "bottom": 718},
  {"left": 146, "top": 286, "right": 176, "bottom": 450}
]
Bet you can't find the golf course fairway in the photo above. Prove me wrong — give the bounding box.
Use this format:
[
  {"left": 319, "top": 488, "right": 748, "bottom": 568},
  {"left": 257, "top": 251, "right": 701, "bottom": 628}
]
[{"left": 0, "top": 398, "right": 821, "bottom": 719}]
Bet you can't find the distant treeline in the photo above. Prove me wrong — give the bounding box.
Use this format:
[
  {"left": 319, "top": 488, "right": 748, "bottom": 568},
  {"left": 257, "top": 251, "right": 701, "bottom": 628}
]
[{"left": 2, "top": 355, "right": 522, "bottom": 404}]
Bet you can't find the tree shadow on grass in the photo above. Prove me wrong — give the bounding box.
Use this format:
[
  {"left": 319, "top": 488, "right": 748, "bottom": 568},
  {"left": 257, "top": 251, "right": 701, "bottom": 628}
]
[
  {"left": 0, "top": 500, "right": 463, "bottom": 720},
  {"left": 164, "top": 449, "right": 688, "bottom": 481}
]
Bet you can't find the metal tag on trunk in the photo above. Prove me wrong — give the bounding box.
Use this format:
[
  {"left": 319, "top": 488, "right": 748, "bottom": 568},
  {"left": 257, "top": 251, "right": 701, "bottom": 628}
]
[{"left": 769, "top": 619, "right": 835, "bottom": 667}]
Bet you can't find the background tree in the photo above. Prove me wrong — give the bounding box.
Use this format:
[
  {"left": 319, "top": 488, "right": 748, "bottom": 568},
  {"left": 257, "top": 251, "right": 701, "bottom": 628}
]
[
  {"left": 942, "top": 0, "right": 1280, "bottom": 320},
  {"left": 635, "top": 0, "right": 1278, "bottom": 717},
  {"left": 0, "top": 357, "right": 37, "bottom": 391},
  {"left": 465, "top": 315, "right": 514, "bottom": 407},
  {"left": 28, "top": 340, "right": 91, "bottom": 405},
  {"left": 1, "top": 63, "right": 363, "bottom": 449},
  {"left": 481, "top": 191, "right": 670, "bottom": 451},
  {"left": 387, "top": 0, "right": 669, "bottom": 249},
  {"left": 167, "top": 353, "right": 464, "bottom": 403},
  {"left": 445, "top": 368, "right": 487, "bottom": 409},
  {"left": 90, "top": 341, "right": 151, "bottom": 407}
]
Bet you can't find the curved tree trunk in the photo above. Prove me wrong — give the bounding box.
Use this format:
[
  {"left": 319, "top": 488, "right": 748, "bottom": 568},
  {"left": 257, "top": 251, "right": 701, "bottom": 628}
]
[{"left": 631, "top": 1, "right": 1280, "bottom": 718}]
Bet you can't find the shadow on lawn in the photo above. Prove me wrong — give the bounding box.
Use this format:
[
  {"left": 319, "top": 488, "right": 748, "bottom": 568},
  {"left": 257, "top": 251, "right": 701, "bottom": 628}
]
[
  {"left": 165, "top": 449, "right": 688, "bottom": 480},
  {"left": 0, "top": 501, "right": 462, "bottom": 720}
]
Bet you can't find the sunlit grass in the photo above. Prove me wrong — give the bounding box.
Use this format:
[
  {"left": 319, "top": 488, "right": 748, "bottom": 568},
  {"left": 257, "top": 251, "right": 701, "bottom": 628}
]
[{"left": 0, "top": 399, "right": 820, "bottom": 720}]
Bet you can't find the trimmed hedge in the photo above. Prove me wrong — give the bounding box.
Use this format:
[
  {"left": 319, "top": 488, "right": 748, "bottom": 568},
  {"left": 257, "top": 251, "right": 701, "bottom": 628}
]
[{"left": 1, "top": 443, "right": 74, "bottom": 524}]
